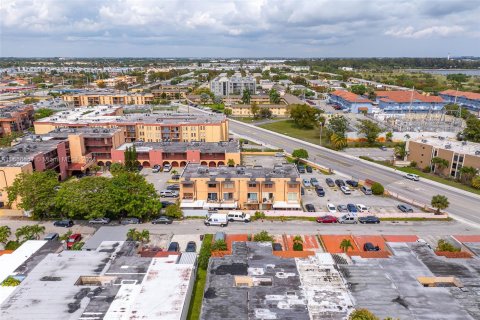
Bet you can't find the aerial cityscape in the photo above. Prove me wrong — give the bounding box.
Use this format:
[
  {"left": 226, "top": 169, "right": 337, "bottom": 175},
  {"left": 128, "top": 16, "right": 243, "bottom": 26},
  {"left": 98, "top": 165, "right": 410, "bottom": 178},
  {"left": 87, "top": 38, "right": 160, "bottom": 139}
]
[{"left": 1, "top": 1, "right": 480, "bottom": 319}]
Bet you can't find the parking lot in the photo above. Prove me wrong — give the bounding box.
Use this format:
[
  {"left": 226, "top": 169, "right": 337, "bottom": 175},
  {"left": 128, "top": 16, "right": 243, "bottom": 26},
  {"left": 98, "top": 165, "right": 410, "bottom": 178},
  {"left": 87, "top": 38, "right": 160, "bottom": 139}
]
[{"left": 242, "top": 154, "right": 285, "bottom": 167}]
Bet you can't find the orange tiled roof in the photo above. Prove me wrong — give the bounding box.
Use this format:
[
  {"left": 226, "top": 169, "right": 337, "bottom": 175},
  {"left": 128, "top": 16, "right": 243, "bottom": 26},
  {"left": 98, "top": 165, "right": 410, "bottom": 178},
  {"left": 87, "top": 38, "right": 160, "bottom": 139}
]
[
  {"left": 376, "top": 90, "right": 443, "bottom": 103},
  {"left": 331, "top": 90, "right": 372, "bottom": 103},
  {"left": 440, "top": 89, "right": 480, "bottom": 101}
]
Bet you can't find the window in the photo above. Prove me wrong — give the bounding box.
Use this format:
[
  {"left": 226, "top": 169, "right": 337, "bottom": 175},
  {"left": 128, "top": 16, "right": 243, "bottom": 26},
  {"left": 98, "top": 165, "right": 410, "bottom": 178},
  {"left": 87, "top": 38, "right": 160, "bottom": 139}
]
[
  {"left": 247, "top": 193, "right": 258, "bottom": 201},
  {"left": 263, "top": 183, "right": 273, "bottom": 188},
  {"left": 287, "top": 193, "right": 298, "bottom": 202},
  {"left": 183, "top": 193, "right": 193, "bottom": 199},
  {"left": 453, "top": 155, "right": 458, "bottom": 162},
  {"left": 223, "top": 193, "right": 234, "bottom": 201},
  {"left": 223, "top": 182, "right": 234, "bottom": 189},
  {"left": 207, "top": 193, "right": 218, "bottom": 201},
  {"left": 208, "top": 183, "right": 217, "bottom": 188},
  {"left": 248, "top": 182, "right": 257, "bottom": 188},
  {"left": 459, "top": 156, "right": 464, "bottom": 162}
]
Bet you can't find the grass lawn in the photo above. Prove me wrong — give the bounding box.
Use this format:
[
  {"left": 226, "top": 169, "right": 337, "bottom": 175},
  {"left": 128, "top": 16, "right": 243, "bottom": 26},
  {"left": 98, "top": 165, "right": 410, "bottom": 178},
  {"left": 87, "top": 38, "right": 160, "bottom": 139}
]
[
  {"left": 259, "top": 120, "right": 331, "bottom": 147},
  {"left": 186, "top": 268, "right": 207, "bottom": 320}
]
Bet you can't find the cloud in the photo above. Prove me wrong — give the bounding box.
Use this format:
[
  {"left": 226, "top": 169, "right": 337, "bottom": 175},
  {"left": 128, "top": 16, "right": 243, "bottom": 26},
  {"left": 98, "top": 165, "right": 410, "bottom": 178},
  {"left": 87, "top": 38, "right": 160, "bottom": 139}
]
[{"left": 385, "top": 25, "right": 465, "bottom": 39}]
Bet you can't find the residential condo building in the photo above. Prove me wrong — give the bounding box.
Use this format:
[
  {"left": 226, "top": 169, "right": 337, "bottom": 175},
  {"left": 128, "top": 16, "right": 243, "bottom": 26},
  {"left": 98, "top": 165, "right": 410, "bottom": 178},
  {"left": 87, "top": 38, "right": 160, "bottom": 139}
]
[
  {"left": 0, "top": 105, "right": 35, "bottom": 137},
  {"left": 210, "top": 73, "right": 256, "bottom": 96}
]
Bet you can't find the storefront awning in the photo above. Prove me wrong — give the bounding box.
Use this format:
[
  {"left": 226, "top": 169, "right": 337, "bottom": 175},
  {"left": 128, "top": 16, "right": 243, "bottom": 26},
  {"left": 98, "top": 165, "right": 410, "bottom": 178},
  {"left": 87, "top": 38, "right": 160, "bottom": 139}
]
[{"left": 272, "top": 201, "right": 301, "bottom": 209}]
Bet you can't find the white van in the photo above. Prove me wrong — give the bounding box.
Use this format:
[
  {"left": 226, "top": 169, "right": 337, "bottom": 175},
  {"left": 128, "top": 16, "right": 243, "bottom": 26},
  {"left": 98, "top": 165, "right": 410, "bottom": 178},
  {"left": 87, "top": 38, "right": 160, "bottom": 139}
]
[
  {"left": 204, "top": 213, "right": 228, "bottom": 227},
  {"left": 227, "top": 211, "right": 251, "bottom": 223}
]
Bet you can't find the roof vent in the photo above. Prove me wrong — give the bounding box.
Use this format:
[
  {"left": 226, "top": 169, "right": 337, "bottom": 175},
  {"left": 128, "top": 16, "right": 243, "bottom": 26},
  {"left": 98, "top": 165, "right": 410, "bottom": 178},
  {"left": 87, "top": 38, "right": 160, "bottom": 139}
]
[{"left": 445, "top": 144, "right": 451, "bottom": 149}]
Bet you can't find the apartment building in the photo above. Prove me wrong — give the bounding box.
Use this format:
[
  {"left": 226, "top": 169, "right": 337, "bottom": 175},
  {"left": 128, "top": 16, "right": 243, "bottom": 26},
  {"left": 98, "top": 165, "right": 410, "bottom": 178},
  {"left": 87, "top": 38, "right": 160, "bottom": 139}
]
[
  {"left": 180, "top": 163, "right": 301, "bottom": 210},
  {"left": 406, "top": 137, "right": 480, "bottom": 179},
  {"left": 62, "top": 92, "right": 155, "bottom": 107},
  {"left": 34, "top": 106, "right": 229, "bottom": 143},
  {"left": 187, "top": 94, "right": 269, "bottom": 105},
  {"left": 95, "top": 75, "right": 137, "bottom": 87},
  {"left": 329, "top": 90, "right": 373, "bottom": 113},
  {"left": 210, "top": 73, "right": 256, "bottom": 96},
  {"left": 439, "top": 90, "right": 480, "bottom": 112},
  {"left": 111, "top": 140, "right": 240, "bottom": 168},
  {"left": 152, "top": 86, "right": 189, "bottom": 100},
  {"left": 376, "top": 91, "right": 445, "bottom": 113},
  {"left": 0, "top": 105, "right": 35, "bottom": 137},
  {"left": 227, "top": 104, "right": 289, "bottom": 117}
]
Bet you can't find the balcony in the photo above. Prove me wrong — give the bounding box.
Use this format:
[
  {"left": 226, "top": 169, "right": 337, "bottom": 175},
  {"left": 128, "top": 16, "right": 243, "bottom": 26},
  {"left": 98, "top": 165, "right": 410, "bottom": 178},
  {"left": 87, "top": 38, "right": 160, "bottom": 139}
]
[{"left": 200, "top": 154, "right": 226, "bottom": 161}]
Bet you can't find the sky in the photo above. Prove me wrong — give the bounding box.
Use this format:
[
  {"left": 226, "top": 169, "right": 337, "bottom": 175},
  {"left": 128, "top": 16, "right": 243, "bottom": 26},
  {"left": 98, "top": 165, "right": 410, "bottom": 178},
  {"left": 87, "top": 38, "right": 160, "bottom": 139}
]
[{"left": 1, "top": 0, "right": 480, "bottom": 58}]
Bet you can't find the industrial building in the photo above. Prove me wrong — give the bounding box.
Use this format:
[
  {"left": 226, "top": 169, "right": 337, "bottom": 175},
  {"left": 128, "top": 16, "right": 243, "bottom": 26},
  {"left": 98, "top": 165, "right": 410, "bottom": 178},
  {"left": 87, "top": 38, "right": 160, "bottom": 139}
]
[
  {"left": 439, "top": 90, "right": 480, "bottom": 112},
  {"left": 376, "top": 91, "right": 446, "bottom": 113}
]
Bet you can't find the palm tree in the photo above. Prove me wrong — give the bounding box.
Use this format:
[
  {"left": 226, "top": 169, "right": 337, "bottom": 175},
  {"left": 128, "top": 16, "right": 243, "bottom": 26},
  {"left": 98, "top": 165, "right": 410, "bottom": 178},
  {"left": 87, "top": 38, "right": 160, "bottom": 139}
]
[
  {"left": 171, "top": 169, "right": 178, "bottom": 175},
  {"left": 394, "top": 143, "right": 407, "bottom": 159},
  {"left": 126, "top": 228, "right": 137, "bottom": 241},
  {"left": 339, "top": 239, "right": 354, "bottom": 253},
  {"left": 404, "top": 134, "right": 411, "bottom": 140},
  {"left": 29, "top": 224, "right": 45, "bottom": 240},
  {"left": 139, "top": 230, "right": 150, "bottom": 244},
  {"left": 293, "top": 235, "right": 303, "bottom": 251},
  {"left": 0, "top": 226, "right": 11, "bottom": 244},
  {"left": 15, "top": 224, "right": 45, "bottom": 243},
  {"left": 459, "top": 166, "right": 477, "bottom": 184},
  {"left": 431, "top": 157, "right": 449, "bottom": 175},
  {"left": 227, "top": 159, "right": 235, "bottom": 167},
  {"left": 385, "top": 131, "right": 393, "bottom": 142},
  {"left": 330, "top": 133, "right": 348, "bottom": 150},
  {"left": 472, "top": 175, "right": 480, "bottom": 189},
  {"left": 431, "top": 195, "right": 449, "bottom": 214}
]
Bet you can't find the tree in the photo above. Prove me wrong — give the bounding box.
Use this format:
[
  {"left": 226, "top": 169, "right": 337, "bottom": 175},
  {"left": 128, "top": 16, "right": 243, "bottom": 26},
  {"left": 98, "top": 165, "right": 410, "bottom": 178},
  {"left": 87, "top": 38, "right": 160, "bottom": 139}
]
[
  {"left": 198, "top": 234, "right": 213, "bottom": 269},
  {"left": 91, "top": 164, "right": 101, "bottom": 175},
  {"left": 292, "top": 149, "right": 309, "bottom": 160},
  {"left": 250, "top": 103, "right": 260, "bottom": 118},
  {"left": 459, "top": 166, "right": 477, "bottom": 184},
  {"left": 394, "top": 142, "right": 407, "bottom": 159},
  {"left": 165, "top": 204, "right": 183, "bottom": 219},
  {"left": 223, "top": 108, "right": 232, "bottom": 116},
  {"left": 34, "top": 108, "right": 55, "bottom": 120},
  {"left": 367, "top": 91, "right": 377, "bottom": 100},
  {"left": 6, "top": 171, "right": 59, "bottom": 219},
  {"left": 326, "top": 115, "right": 349, "bottom": 138},
  {"left": 200, "top": 93, "right": 210, "bottom": 104},
  {"left": 385, "top": 131, "right": 393, "bottom": 142},
  {"left": 462, "top": 117, "right": 480, "bottom": 142},
  {"left": 109, "top": 163, "right": 126, "bottom": 176},
  {"left": 436, "top": 239, "right": 460, "bottom": 252},
  {"left": 357, "top": 120, "right": 383, "bottom": 145},
  {"left": 339, "top": 239, "right": 354, "bottom": 253},
  {"left": 269, "top": 89, "right": 281, "bottom": 104},
  {"left": 227, "top": 159, "right": 235, "bottom": 167},
  {"left": 258, "top": 107, "right": 272, "bottom": 119},
  {"left": 330, "top": 133, "right": 348, "bottom": 150},
  {"left": 213, "top": 95, "right": 223, "bottom": 104},
  {"left": 431, "top": 195, "right": 449, "bottom": 214},
  {"left": 350, "top": 84, "right": 367, "bottom": 95},
  {"left": 193, "top": 87, "right": 214, "bottom": 97},
  {"left": 371, "top": 182, "right": 384, "bottom": 195},
  {"left": 0, "top": 226, "right": 11, "bottom": 245},
  {"left": 211, "top": 239, "right": 228, "bottom": 251},
  {"left": 114, "top": 81, "right": 128, "bottom": 91},
  {"left": 431, "top": 157, "right": 449, "bottom": 175},
  {"left": 241, "top": 89, "right": 251, "bottom": 104},
  {"left": 126, "top": 228, "right": 150, "bottom": 243},
  {"left": 293, "top": 235, "right": 303, "bottom": 251},
  {"left": 124, "top": 146, "right": 138, "bottom": 171},
  {"left": 253, "top": 230, "right": 274, "bottom": 242},
  {"left": 97, "top": 81, "right": 106, "bottom": 88},
  {"left": 446, "top": 73, "right": 468, "bottom": 84},
  {"left": 472, "top": 176, "right": 480, "bottom": 189},
  {"left": 23, "top": 97, "right": 39, "bottom": 104},
  {"left": 288, "top": 104, "right": 322, "bottom": 129},
  {"left": 15, "top": 224, "right": 45, "bottom": 243},
  {"left": 349, "top": 309, "right": 379, "bottom": 320}
]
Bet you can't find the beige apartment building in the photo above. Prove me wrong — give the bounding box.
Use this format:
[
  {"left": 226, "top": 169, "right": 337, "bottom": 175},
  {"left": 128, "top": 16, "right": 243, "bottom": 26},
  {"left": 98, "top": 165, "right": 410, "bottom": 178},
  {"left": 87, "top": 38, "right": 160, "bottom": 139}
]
[
  {"left": 227, "top": 104, "right": 289, "bottom": 117},
  {"left": 63, "top": 92, "right": 155, "bottom": 107},
  {"left": 406, "top": 137, "right": 480, "bottom": 179},
  {"left": 34, "top": 106, "right": 229, "bottom": 143},
  {"left": 180, "top": 163, "right": 302, "bottom": 210}
]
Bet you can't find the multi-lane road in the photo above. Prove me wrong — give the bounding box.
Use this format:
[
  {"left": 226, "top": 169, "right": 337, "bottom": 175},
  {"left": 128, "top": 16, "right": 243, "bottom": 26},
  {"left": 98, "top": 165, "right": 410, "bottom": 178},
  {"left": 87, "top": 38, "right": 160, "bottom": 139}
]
[{"left": 178, "top": 104, "right": 480, "bottom": 228}]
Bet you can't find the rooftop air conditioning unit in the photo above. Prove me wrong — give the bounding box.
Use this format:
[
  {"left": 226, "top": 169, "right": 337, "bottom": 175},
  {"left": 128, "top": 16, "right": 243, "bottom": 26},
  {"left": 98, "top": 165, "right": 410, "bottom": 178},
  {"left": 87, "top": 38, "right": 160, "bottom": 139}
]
[{"left": 445, "top": 144, "right": 451, "bottom": 149}]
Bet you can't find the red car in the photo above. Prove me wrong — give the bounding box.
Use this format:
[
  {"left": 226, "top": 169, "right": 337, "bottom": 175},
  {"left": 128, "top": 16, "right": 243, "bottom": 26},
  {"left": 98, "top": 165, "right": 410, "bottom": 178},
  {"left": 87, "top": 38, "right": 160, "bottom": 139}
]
[
  {"left": 316, "top": 215, "right": 338, "bottom": 224},
  {"left": 67, "top": 233, "right": 82, "bottom": 249}
]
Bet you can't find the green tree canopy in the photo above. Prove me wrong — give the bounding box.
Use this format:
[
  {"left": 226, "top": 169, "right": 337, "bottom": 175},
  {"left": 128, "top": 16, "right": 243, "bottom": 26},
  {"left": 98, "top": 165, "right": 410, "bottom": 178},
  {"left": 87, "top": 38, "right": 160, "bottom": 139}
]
[
  {"left": 431, "top": 194, "right": 449, "bottom": 214},
  {"left": 0, "top": 226, "right": 11, "bottom": 244},
  {"left": 292, "top": 149, "right": 309, "bottom": 159},
  {"left": 165, "top": 204, "right": 183, "bottom": 219},
  {"left": 462, "top": 117, "right": 480, "bottom": 142},
  {"left": 349, "top": 309, "right": 379, "bottom": 320},
  {"left": 350, "top": 84, "right": 367, "bottom": 95},
  {"left": 269, "top": 89, "right": 281, "bottom": 104},
  {"left": 114, "top": 81, "right": 128, "bottom": 91},
  {"left": 326, "top": 115, "right": 349, "bottom": 138},
  {"left": 288, "top": 104, "right": 322, "bottom": 129},
  {"left": 357, "top": 120, "right": 383, "bottom": 145},
  {"left": 15, "top": 224, "right": 45, "bottom": 243},
  {"left": 34, "top": 108, "right": 55, "bottom": 120},
  {"left": 241, "top": 89, "right": 251, "bottom": 104}
]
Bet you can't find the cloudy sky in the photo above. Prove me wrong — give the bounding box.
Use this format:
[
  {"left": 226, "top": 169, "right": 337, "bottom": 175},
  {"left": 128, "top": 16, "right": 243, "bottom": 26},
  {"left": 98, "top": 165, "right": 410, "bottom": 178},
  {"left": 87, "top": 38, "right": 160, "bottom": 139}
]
[{"left": 1, "top": 0, "right": 479, "bottom": 57}]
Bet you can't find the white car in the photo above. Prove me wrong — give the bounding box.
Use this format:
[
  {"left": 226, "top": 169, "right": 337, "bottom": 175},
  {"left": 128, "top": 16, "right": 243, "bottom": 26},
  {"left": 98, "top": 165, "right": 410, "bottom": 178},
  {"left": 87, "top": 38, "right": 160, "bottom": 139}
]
[
  {"left": 327, "top": 203, "right": 337, "bottom": 214},
  {"left": 163, "top": 164, "right": 172, "bottom": 172},
  {"left": 340, "top": 186, "right": 351, "bottom": 195},
  {"left": 356, "top": 204, "right": 369, "bottom": 213},
  {"left": 405, "top": 173, "right": 419, "bottom": 181}
]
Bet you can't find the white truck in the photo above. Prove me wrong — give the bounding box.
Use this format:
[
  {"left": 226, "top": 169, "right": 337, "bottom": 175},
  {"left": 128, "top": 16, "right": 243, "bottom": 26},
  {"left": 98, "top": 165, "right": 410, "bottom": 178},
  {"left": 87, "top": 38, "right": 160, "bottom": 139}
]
[
  {"left": 204, "top": 212, "right": 228, "bottom": 227},
  {"left": 227, "top": 211, "right": 251, "bottom": 223}
]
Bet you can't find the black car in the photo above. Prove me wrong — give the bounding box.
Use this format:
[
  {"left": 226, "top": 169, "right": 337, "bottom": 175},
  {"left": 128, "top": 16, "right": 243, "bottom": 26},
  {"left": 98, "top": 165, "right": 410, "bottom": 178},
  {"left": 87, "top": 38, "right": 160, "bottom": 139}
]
[
  {"left": 171, "top": 174, "right": 180, "bottom": 180},
  {"left": 167, "top": 241, "right": 180, "bottom": 252},
  {"left": 346, "top": 180, "right": 359, "bottom": 188},
  {"left": 297, "top": 165, "right": 306, "bottom": 173},
  {"left": 272, "top": 243, "right": 283, "bottom": 251},
  {"left": 161, "top": 201, "right": 175, "bottom": 208},
  {"left": 306, "top": 166, "right": 313, "bottom": 173},
  {"left": 325, "top": 178, "right": 335, "bottom": 187},
  {"left": 54, "top": 220, "right": 74, "bottom": 228},
  {"left": 315, "top": 187, "right": 325, "bottom": 197},
  {"left": 364, "top": 242, "right": 380, "bottom": 251},
  {"left": 335, "top": 179, "right": 345, "bottom": 187},
  {"left": 185, "top": 241, "right": 197, "bottom": 252},
  {"left": 359, "top": 216, "right": 380, "bottom": 224},
  {"left": 152, "top": 216, "right": 173, "bottom": 224},
  {"left": 166, "top": 184, "right": 180, "bottom": 191},
  {"left": 398, "top": 204, "right": 414, "bottom": 213},
  {"left": 305, "top": 204, "right": 316, "bottom": 212}
]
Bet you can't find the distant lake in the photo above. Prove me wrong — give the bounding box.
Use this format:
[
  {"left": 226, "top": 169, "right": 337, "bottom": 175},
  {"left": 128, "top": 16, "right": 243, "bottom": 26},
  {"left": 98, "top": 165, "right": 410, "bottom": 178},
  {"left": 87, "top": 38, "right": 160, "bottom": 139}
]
[{"left": 408, "top": 69, "right": 480, "bottom": 76}]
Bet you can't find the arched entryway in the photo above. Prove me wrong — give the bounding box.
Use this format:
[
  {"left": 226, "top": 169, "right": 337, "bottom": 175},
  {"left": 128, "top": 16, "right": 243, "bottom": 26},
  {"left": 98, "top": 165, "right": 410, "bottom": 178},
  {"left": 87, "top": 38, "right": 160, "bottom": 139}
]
[
  {"left": 217, "top": 161, "right": 225, "bottom": 166},
  {"left": 180, "top": 161, "right": 187, "bottom": 167},
  {"left": 201, "top": 161, "right": 208, "bottom": 166},
  {"left": 208, "top": 161, "right": 216, "bottom": 167},
  {"left": 171, "top": 161, "right": 179, "bottom": 167},
  {"left": 142, "top": 161, "right": 150, "bottom": 168},
  {"left": 97, "top": 161, "right": 104, "bottom": 166},
  {"left": 105, "top": 161, "right": 112, "bottom": 167},
  {"left": 163, "top": 161, "right": 170, "bottom": 167}
]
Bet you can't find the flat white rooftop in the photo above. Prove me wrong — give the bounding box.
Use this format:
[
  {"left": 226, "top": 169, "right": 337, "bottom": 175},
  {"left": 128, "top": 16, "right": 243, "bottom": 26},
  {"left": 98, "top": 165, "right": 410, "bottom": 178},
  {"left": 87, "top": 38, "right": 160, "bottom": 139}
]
[{"left": 411, "top": 136, "right": 480, "bottom": 157}]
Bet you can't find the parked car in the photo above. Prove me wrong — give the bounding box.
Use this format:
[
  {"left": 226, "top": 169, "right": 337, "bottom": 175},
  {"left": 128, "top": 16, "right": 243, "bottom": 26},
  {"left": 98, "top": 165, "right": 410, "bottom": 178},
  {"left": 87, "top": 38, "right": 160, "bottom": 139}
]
[
  {"left": 361, "top": 185, "right": 373, "bottom": 195},
  {"left": 346, "top": 180, "right": 359, "bottom": 188},
  {"left": 163, "top": 164, "right": 172, "bottom": 172},
  {"left": 380, "top": 146, "right": 388, "bottom": 151},
  {"left": 335, "top": 179, "right": 345, "bottom": 187},
  {"left": 301, "top": 187, "right": 305, "bottom": 196},
  {"left": 54, "top": 220, "right": 74, "bottom": 228},
  {"left": 67, "top": 233, "right": 82, "bottom": 249},
  {"left": 161, "top": 201, "right": 175, "bottom": 208},
  {"left": 337, "top": 205, "right": 348, "bottom": 213},
  {"left": 359, "top": 216, "right": 380, "bottom": 224},
  {"left": 275, "top": 152, "right": 284, "bottom": 158},
  {"left": 338, "top": 215, "right": 358, "bottom": 224},
  {"left": 310, "top": 178, "right": 320, "bottom": 188},
  {"left": 356, "top": 204, "right": 369, "bottom": 213},
  {"left": 315, "top": 187, "right": 325, "bottom": 197},
  {"left": 160, "top": 190, "right": 179, "bottom": 198},
  {"left": 166, "top": 184, "right": 180, "bottom": 191},
  {"left": 302, "top": 178, "right": 311, "bottom": 188},
  {"left": 316, "top": 215, "right": 338, "bottom": 223},
  {"left": 327, "top": 203, "right": 337, "bottom": 214},
  {"left": 88, "top": 218, "right": 110, "bottom": 225},
  {"left": 214, "top": 231, "right": 226, "bottom": 242},
  {"left": 272, "top": 243, "right": 283, "bottom": 251},
  {"left": 306, "top": 166, "right": 313, "bottom": 173},
  {"left": 152, "top": 216, "right": 173, "bottom": 224},
  {"left": 325, "top": 178, "right": 335, "bottom": 187},
  {"left": 167, "top": 242, "right": 180, "bottom": 252},
  {"left": 171, "top": 174, "right": 180, "bottom": 180},
  {"left": 340, "top": 186, "right": 351, "bottom": 195},
  {"left": 227, "top": 211, "right": 251, "bottom": 223},
  {"left": 364, "top": 242, "right": 380, "bottom": 251},
  {"left": 398, "top": 204, "right": 414, "bottom": 213},
  {"left": 347, "top": 204, "right": 358, "bottom": 213},
  {"left": 297, "top": 165, "right": 306, "bottom": 173},
  {"left": 152, "top": 164, "right": 161, "bottom": 173},
  {"left": 44, "top": 233, "right": 59, "bottom": 241},
  {"left": 305, "top": 204, "right": 316, "bottom": 212},
  {"left": 185, "top": 241, "right": 197, "bottom": 252},
  {"left": 120, "top": 217, "right": 141, "bottom": 225},
  {"left": 405, "top": 173, "right": 420, "bottom": 181}
]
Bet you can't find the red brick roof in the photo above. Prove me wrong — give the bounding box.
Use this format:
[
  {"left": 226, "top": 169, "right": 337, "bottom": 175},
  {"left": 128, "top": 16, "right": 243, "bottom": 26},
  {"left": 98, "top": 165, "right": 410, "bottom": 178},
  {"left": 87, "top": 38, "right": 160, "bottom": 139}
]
[
  {"left": 376, "top": 91, "right": 443, "bottom": 103},
  {"left": 331, "top": 90, "right": 372, "bottom": 103},
  {"left": 440, "top": 90, "right": 480, "bottom": 101}
]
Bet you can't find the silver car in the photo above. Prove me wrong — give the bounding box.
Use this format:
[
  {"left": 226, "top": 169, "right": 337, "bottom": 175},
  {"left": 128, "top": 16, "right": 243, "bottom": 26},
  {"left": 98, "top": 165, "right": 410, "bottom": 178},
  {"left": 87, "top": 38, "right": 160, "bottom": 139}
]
[{"left": 338, "top": 215, "right": 358, "bottom": 224}]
